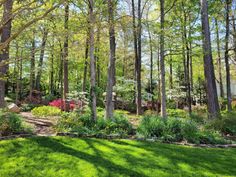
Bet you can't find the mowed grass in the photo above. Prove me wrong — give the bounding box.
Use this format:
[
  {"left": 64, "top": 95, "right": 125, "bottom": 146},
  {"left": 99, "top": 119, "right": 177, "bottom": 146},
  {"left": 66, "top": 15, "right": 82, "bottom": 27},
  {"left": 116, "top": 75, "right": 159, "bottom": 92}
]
[{"left": 0, "top": 137, "right": 236, "bottom": 177}]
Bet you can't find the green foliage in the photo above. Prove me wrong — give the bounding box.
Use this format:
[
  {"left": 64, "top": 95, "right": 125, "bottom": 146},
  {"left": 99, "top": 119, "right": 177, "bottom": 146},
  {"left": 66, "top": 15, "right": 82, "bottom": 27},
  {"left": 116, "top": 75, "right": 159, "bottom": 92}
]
[
  {"left": 31, "top": 106, "right": 61, "bottom": 117},
  {"left": 208, "top": 111, "right": 236, "bottom": 136},
  {"left": 167, "top": 109, "right": 187, "bottom": 118},
  {"left": 21, "top": 104, "right": 41, "bottom": 112},
  {"left": 0, "top": 110, "right": 23, "bottom": 136},
  {"left": 138, "top": 116, "right": 165, "bottom": 138},
  {"left": 42, "top": 94, "right": 58, "bottom": 103},
  {"left": 138, "top": 115, "right": 227, "bottom": 144},
  {"left": 56, "top": 111, "right": 133, "bottom": 137}
]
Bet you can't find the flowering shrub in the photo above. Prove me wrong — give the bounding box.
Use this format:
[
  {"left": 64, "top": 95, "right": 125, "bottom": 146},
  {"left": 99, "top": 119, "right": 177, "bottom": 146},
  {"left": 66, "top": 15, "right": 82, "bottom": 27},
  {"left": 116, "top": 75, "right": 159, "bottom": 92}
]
[{"left": 49, "top": 99, "right": 83, "bottom": 111}]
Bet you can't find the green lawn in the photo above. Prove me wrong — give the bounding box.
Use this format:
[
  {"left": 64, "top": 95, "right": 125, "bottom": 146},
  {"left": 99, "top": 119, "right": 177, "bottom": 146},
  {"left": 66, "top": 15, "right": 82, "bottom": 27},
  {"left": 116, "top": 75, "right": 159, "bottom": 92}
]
[{"left": 0, "top": 137, "right": 236, "bottom": 177}]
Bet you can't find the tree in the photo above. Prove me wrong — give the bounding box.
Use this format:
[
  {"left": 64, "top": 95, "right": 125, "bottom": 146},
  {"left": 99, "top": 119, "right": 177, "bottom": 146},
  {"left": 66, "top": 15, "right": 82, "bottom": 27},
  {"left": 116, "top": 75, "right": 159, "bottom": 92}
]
[
  {"left": 225, "top": 0, "right": 232, "bottom": 111},
  {"left": 105, "top": 0, "right": 116, "bottom": 119},
  {"left": 63, "top": 1, "right": 69, "bottom": 111},
  {"left": 89, "top": 0, "right": 97, "bottom": 121},
  {"left": 215, "top": 19, "right": 224, "bottom": 98},
  {"left": 160, "top": 0, "right": 167, "bottom": 118},
  {"left": 0, "top": 0, "right": 13, "bottom": 107},
  {"left": 35, "top": 28, "right": 48, "bottom": 91},
  {"left": 200, "top": 0, "right": 220, "bottom": 118}
]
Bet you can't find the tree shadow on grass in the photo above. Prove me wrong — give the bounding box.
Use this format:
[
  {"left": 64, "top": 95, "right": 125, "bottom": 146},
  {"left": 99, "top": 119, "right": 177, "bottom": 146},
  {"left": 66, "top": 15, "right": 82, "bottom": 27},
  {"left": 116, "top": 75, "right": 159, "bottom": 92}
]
[
  {"left": 31, "top": 137, "right": 148, "bottom": 177},
  {"left": 109, "top": 139, "right": 236, "bottom": 176}
]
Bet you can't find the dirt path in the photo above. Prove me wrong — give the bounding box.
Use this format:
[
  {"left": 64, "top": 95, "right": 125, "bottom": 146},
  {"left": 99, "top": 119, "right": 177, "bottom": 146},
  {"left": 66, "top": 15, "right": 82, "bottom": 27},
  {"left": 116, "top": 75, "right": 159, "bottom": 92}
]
[{"left": 20, "top": 112, "right": 57, "bottom": 136}]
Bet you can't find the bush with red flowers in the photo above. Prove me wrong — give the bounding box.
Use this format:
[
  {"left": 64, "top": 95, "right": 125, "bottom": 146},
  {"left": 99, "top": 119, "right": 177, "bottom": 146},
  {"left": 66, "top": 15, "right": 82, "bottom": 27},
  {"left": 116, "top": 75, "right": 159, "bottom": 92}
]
[{"left": 49, "top": 99, "right": 85, "bottom": 111}]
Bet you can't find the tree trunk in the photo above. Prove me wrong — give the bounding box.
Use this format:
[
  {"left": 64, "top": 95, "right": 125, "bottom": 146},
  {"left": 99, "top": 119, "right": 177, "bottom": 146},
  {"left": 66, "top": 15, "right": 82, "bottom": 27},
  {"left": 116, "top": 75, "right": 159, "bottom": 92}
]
[
  {"left": 50, "top": 38, "right": 54, "bottom": 95},
  {"left": 63, "top": 1, "right": 69, "bottom": 111},
  {"left": 0, "top": 0, "right": 13, "bottom": 108},
  {"left": 159, "top": 0, "right": 167, "bottom": 118},
  {"left": 131, "top": 0, "right": 139, "bottom": 109},
  {"left": 82, "top": 33, "right": 89, "bottom": 92},
  {"left": 225, "top": 0, "right": 232, "bottom": 111},
  {"left": 96, "top": 23, "right": 101, "bottom": 87},
  {"left": 200, "top": 0, "right": 220, "bottom": 118},
  {"left": 136, "top": 0, "right": 142, "bottom": 115},
  {"left": 35, "top": 28, "right": 48, "bottom": 91},
  {"left": 16, "top": 50, "right": 23, "bottom": 102},
  {"left": 215, "top": 19, "right": 224, "bottom": 98},
  {"left": 89, "top": 0, "right": 97, "bottom": 121},
  {"left": 29, "top": 37, "right": 36, "bottom": 101},
  {"left": 147, "top": 19, "right": 154, "bottom": 106},
  {"left": 106, "top": 0, "right": 116, "bottom": 119},
  {"left": 169, "top": 55, "right": 173, "bottom": 89}
]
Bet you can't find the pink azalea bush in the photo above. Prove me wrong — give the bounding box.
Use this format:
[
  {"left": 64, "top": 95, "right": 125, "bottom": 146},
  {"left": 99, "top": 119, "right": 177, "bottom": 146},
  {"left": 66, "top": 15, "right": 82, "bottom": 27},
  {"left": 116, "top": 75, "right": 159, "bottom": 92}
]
[
  {"left": 49, "top": 99, "right": 76, "bottom": 111},
  {"left": 49, "top": 98, "right": 82, "bottom": 110}
]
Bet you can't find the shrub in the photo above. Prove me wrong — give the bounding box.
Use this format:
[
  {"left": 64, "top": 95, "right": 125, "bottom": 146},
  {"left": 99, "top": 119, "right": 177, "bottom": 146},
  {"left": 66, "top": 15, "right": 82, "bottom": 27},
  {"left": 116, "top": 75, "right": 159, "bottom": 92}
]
[
  {"left": 189, "top": 113, "right": 205, "bottom": 124},
  {"left": 181, "top": 120, "right": 199, "bottom": 143},
  {"left": 0, "top": 110, "right": 24, "bottom": 136},
  {"left": 32, "top": 106, "right": 61, "bottom": 117},
  {"left": 167, "top": 109, "right": 187, "bottom": 119},
  {"left": 21, "top": 103, "right": 41, "bottom": 112},
  {"left": 137, "top": 116, "right": 165, "bottom": 138},
  {"left": 165, "top": 118, "right": 183, "bottom": 142},
  {"left": 49, "top": 99, "right": 76, "bottom": 111},
  {"left": 198, "top": 130, "right": 227, "bottom": 145},
  {"left": 208, "top": 111, "right": 236, "bottom": 136},
  {"left": 56, "top": 112, "right": 133, "bottom": 137}
]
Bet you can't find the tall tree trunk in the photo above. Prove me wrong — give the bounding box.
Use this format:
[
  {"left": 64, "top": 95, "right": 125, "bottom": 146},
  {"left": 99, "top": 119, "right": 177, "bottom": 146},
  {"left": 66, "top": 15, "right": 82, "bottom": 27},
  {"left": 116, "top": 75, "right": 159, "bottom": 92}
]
[
  {"left": 29, "top": 37, "right": 36, "bottom": 101},
  {"left": 0, "top": 0, "right": 13, "bottom": 107},
  {"left": 169, "top": 55, "right": 173, "bottom": 89},
  {"left": 131, "top": 0, "right": 138, "bottom": 108},
  {"left": 89, "top": 0, "right": 97, "bottom": 121},
  {"left": 225, "top": 0, "right": 232, "bottom": 111},
  {"left": 132, "top": 0, "right": 142, "bottom": 115},
  {"left": 147, "top": 20, "right": 154, "bottom": 106},
  {"left": 200, "top": 0, "right": 220, "bottom": 118},
  {"left": 232, "top": 14, "right": 236, "bottom": 63},
  {"left": 160, "top": 0, "right": 167, "bottom": 118},
  {"left": 50, "top": 38, "right": 54, "bottom": 95},
  {"left": 35, "top": 28, "right": 48, "bottom": 91},
  {"left": 215, "top": 19, "right": 224, "bottom": 98},
  {"left": 16, "top": 50, "right": 23, "bottom": 102},
  {"left": 96, "top": 23, "right": 101, "bottom": 87},
  {"left": 106, "top": 0, "right": 116, "bottom": 119},
  {"left": 82, "top": 34, "right": 89, "bottom": 92},
  {"left": 63, "top": 1, "right": 69, "bottom": 111},
  {"left": 136, "top": 0, "right": 142, "bottom": 115}
]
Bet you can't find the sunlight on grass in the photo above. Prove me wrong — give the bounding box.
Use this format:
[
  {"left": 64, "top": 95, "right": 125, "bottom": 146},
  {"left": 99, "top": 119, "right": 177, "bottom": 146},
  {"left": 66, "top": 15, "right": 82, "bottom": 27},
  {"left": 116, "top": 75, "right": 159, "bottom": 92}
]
[{"left": 0, "top": 137, "right": 236, "bottom": 177}]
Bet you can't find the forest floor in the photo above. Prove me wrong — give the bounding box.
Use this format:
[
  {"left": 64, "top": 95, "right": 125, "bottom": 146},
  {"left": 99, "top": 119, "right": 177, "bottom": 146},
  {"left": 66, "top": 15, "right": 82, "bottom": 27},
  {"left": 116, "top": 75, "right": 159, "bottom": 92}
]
[
  {"left": 20, "top": 112, "right": 57, "bottom": 136},
  {"left": 1, "top": 136, "right": 236, "bottom": 177}
]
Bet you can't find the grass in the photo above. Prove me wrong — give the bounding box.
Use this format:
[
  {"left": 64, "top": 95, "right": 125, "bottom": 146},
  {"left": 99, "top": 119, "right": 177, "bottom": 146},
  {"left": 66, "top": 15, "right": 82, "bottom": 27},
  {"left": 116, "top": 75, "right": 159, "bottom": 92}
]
[{"left": 0, "top": 137, "right": 236, "bottom": 177}]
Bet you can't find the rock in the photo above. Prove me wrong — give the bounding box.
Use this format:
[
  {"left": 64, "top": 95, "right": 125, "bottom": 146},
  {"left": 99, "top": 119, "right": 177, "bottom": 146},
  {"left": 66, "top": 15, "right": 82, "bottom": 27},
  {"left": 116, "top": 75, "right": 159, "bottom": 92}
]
[{"left": 8, "top": 103, "right": 20, "bottom": 113}]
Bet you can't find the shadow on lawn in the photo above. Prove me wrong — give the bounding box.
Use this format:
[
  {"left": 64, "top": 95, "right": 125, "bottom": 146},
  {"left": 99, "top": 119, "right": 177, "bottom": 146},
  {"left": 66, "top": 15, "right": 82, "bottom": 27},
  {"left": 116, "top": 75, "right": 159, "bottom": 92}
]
[
  {"left": 3, "top": 137, "right": 236, "bottom": 177},
  {"left": 32, "top": 137, "right": 147, "bottom": 177},
  {"left": 109, "top": 139, "right": 236, "bottom": 176}
]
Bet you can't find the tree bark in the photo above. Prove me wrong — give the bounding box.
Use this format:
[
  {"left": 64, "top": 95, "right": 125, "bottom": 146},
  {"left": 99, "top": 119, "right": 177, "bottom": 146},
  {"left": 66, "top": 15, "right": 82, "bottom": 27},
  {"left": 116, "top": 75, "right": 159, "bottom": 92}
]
[
  {"left": 0, "top": 0, "right": 13, "bottom": 107},
  {"left": 63, "top": 1, "right": 69, "bottom": 111},
  {"left": 35, "top": 28, "right": 48, "bottom": 91},
  {"left": 89, "top": 0, "right": 97, "bottom": 121},
  {"left": 82, "top": 33, "right": 89, "bottom": 92},
  {"left": 29, "top": 37, "right": 36, "bottom": 101},
  {"left": 106, "top": 0, "right": 116, "bottom": 119},
  {"left": 200, "top": 0, "right": 220, "bottom": 118},
  {"left": 225, "top": 0, "right": 232, "bottom": 111},
  {"left": 215, "top": 19, "right": 224, "bottom": 98},
  {"left": 160, "top": 0, "right": 167, "bottom": 118}
]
